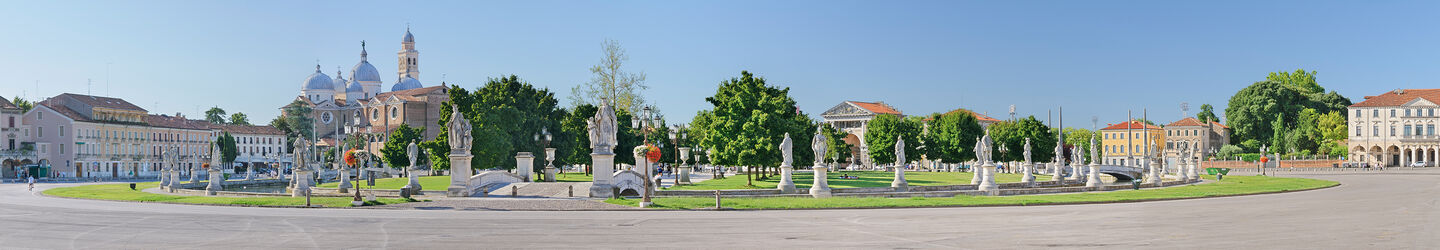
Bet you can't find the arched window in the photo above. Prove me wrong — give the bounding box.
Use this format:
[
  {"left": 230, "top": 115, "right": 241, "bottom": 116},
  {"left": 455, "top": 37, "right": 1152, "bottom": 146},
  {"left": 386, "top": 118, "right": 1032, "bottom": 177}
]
[{"left": 390, "top": 106, "right": 399, "bottom": 119}]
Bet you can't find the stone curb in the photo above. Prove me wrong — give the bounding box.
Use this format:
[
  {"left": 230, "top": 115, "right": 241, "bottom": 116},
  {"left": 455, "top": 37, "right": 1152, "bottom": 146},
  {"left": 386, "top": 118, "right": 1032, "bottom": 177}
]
[{"left": 648, "top": 181, "right": 1343, "bottom": 211}]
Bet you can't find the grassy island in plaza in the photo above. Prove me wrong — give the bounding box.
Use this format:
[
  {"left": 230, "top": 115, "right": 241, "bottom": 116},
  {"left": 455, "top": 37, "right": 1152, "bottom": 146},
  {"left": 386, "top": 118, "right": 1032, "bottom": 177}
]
[
  {"left": 610, "top": 175, "right": 1338, "bottom": 209},
  {"left": 313, "top": 172, "right": 596, "bottom": 191},
  {"left": 44, "top": 182, "right": 412, "bottom": 208},
  {"left": 665, "top": 171, "right": 1028, "bottom": 190}
]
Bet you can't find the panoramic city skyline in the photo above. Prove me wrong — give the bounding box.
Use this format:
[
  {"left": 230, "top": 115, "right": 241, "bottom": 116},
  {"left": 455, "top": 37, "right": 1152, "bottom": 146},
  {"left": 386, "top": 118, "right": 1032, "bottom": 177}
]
[{"left": 3, "top": 0, "right": 1439, "bottom": 126}]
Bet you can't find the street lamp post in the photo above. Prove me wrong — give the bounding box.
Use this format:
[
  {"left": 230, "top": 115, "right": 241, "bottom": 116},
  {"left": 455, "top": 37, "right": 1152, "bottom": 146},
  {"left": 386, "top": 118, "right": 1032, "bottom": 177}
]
[
  {"left": 631, "top": 106, "right": 661, "bottom": 207},
  {"left": 534, "top": 127, "right": 554, "bottom": 182}
]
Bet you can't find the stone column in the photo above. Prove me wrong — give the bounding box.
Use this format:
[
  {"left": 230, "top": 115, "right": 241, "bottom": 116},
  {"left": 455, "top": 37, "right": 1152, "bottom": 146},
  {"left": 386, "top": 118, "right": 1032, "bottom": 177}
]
[
  {"left": 205, "top": 167, "right": 224, "bottom": 196},
  {"left": 589, "top": 152, "right": 615, "bottom": 198},
  {"left": 337, "top": 163, "right": 352, "bottom": 193},
  {"left": 516, "top": 152, "right": 534, "bottom": 182},
  {"left": 810, "top": 164, "right": 831, "bottom": 198},
  {"left": 977, "top": 162, "right": 998, "bottom": 193},
  {"left": 447, "top": 154, "right": 474, "bottom": 197}
]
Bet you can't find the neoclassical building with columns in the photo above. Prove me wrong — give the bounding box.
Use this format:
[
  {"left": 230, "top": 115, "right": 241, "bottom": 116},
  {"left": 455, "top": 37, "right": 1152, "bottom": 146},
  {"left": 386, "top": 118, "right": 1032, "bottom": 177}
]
[{"left": 1348, "top": 89, "right": 1440, "bottom": 167}]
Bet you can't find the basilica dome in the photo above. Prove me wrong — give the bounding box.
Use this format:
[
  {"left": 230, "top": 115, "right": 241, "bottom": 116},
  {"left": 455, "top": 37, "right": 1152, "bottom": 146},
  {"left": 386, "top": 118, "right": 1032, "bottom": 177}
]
[
  {"left": 350, "top": 44, "right": 383, "bottom": 83},
  {"left": 392, "top": 76, "right": 422, "bottom": 91},
  {"left": 302, "top": 65, "right": 334, "bottom": 90}
]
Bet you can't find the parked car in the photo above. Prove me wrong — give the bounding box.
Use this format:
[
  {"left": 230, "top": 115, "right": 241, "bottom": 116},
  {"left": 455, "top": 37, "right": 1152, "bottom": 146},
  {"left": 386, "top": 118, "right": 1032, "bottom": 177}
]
[{"left": 1411, "top": 161, "right": 1428, "bottom": 167}]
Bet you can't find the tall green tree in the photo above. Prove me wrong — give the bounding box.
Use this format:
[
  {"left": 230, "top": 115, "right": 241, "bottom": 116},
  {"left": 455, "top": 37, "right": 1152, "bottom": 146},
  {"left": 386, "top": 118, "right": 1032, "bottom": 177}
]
[
  {"left": 229, "top": 112, "right": 250, "bottom": 125},
  {"left": 864, "top": 115, "right": 921, "bottom": 165},
  {"left": 1226, "top": 80, "right": 1306, "bottom": 150},
  {"left": 216, "top": 132, "right": 238, "bottom": 164},
  {"left": 380, "top": 124, "right": 426, "bottom": 169},
  {"left": 426, "top": 75, "right": 571, "bottom": 173},
  {"left": 1062, "top": 128, "right": 1097, "bottom": 163},
  {"left": 280, "top": 100, "right": 314, "bottom": 140},
  {"left": 205, "top": 107, "right": 228, "bottom": 124},
  {"left": 987, "top": 116, "right": 1056, "bottom": 163},
  {"left": 1196, "top": 104, "right": 1219, "bottom": 123},
  {"left": 819, "top": 124, "right": 853, "bottom": 164},
  {"left": 693, "top": 71, "right": 813, "bottom": 183},
  {"left": 569, "top": 39, "right": 648, "bottom": 112},
  {"left": 1267, "top": 69, "right": 1323, "bottom": 95},
  {"left": 923, "top": 111, "right": 982, "bottom": 164}
]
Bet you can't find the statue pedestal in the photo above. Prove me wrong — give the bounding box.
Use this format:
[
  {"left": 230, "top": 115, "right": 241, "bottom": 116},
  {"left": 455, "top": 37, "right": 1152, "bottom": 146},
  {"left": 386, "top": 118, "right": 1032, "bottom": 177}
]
[
  {"left": 1021, "top": 163, "right": 1036, "bottom": 186},
  {"left": 1188, "top": 163, "right": 1201, "bottom": 182},
  {"left": 1070, "top": 165, "right": 1083, "bottom": 181},
  {"left": 678, "top": 166, "right": 691, "bottom": 184},
  {"left": 1145, "top": 160, "right": 1162, "bottom": 186},
  {"left": 891, "top": 164, "right": 908, "bottom": 192},
  {"left": 158, "top": 170, "right": 170, "bottom": 189},
  {"left": 1050, "top": 163, "right": 1064, "bottom": 181},
  {"left": 1176, "top": 162, "right": 1190, "bottom": 181},
  {"left": 401, "top": 169, "right": 424, "bottom": 198},
  {"left": 168, "top": 169, "right": 183, "bottom": 192},
  {"left": 809, "top": 165, "right": 831, "bottom": 198},
  {"left": 246, "top": 166, "right": 255, "bottom": 181},
  {"left": 448, "top": 154, "right": 474, "bottom": 197},
  {"left": 189, "top": 169, "right": 201, "bottom": 184},
  {"left": 589, "top": 153, "right": 615, "bottom": 198},
  {"left": 544, "top": 166, "right": 557, "bottom": 182},
  {"left": 970, "top": 165, "right": 981, "bottom": 185},
  {"left": 777, "top": 164, "right": 796, "bottom": 193},
  {"left": 205, "top": 168, "right": 224, "bottom": 196},
  {"left": 516, "top": 152, "right": 534, "bottom": 182},
  {"left": 1086, "top": 165, "right": 1102, "bottom": 188},
  {"left": 291, "top": 169, "right": 312, "bottom": 197},
  {"left": 337, "top": 166, "right": 352, "bottom": 193},
  {"left": 977, "top": 163, "right": 998, "bottom": 194}
]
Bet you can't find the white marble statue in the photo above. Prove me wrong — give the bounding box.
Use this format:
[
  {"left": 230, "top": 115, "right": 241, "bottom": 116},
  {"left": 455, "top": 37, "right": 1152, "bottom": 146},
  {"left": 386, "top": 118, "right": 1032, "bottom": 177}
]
[
  {"left": 892, "top": 136, "right": 908, "bottom": 191},
  {"left": 780, "top": 133, "right": 794, "bottom": 166},
  {"left": 810, "top": 126, "right": 831, "bottom": 198},
  {"left": 1023, "top": 138, "right": 1032, "bottom": 164},
  {"left": 447, "top": 104, "right": 473, "bottom": 154},
  {"left": 587, "top": 99, "right": 619, "bottom": 154},
  {"left": 812, "top": 127, "right": 827, "bottom": 165}
]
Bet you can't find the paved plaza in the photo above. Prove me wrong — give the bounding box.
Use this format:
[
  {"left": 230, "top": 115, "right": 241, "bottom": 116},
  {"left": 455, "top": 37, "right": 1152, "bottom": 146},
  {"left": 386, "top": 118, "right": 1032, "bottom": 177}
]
[{"left": 0, "top": 170, "right": 1435, "bottom": 249}]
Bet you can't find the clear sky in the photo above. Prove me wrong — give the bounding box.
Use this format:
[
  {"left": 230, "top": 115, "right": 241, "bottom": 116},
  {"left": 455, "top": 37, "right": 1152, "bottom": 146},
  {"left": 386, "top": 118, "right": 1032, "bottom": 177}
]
[{"left": 3, "top": 0, "right": 1438, "bottom": 129}]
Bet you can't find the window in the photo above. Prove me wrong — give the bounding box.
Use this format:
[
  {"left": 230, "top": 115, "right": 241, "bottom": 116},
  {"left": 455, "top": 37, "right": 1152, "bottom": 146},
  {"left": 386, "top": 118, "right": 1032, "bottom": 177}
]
[
  {"left": 1357, "top": 127, "right": 1362, "bottom": 136},
  {"left": 1374, "top": 110, "right": 1379, "bottom": 117},
  {"left": 1405, "top": 125, "right": 1412, "bottom": 136},
  {"left": 1391, "top": 126, "right": 1396, "bottom": 136},
  {"left": 372, "top": 109, "right": 379, "bottom": 121},
  {"left": 59, "top": 126, "right": 65, "bottom": 137},
  {"left": 38, "top": 127, "right": 43, "bottom": 138},
  {"left": 1430, "top": 125, "right": 1435, "bottom": 136},
  {"left": 1419, "top": 126, "right": 1426, "bottom": 136},
  {"left": 1431, "top": 109, "right": 1436, "bottom": 117},
  {"left": 1391, "top": 109, "right": 1396, "bottom": 117},
  {"left": 390, "top": 106, "right": 399, "bottom": 119},
  {"left": 1406, "top": 109, "right": 1412, "bottom": 117}
]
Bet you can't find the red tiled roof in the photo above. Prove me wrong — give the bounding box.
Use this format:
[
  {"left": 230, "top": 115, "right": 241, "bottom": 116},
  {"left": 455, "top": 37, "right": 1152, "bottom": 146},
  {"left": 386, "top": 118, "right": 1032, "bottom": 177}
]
[
  {"left": 144, "top": 114, "right": 213, "bottom": 130},
  {"left": 1210, "top": 121, "right": 1229, "bottom": 129},
  {"left": 1101, "top": 120, "right": 1162, "bottom": 130},
  {"left": 924, "top": 108, "right": 1001, "bottom": 123},
  {"left": 1351, "top": 89, "right": 1440, "bottom": 107},
  {"left": 38, "top": 101, "right": 89, "bottom": 121},
  {"left": 56, "top": 93, "right": 146, "bottom": 112},
  {"left": 0, "top": 96, "right": 16, "bottom": 110},
  {"left": 847, "top": 101, "right": 901, "bottom": 115},
  {"left": 216, "top": 124, "right": 285, "bottom": 135},
  {"left": 1166, "top": 117, "right": 1205, "bottom": 127}
]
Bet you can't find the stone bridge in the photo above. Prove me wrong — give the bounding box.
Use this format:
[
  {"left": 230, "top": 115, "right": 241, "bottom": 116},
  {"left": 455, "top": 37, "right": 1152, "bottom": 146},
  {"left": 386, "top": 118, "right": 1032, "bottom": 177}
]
[
  {"left": 612, "top": 170, "right": 645, "bottom": 196},
  {"left": 462, "top": 171, "right": 524, "bottom": 196},
  {"left": 1078, "top": 165, "right": 1145, "bottom": 182}
]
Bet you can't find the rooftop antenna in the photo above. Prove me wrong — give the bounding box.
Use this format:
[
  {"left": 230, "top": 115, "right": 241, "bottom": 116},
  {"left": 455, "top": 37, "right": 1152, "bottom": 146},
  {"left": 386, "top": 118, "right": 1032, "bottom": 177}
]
[
  {"left": 1008, "top": 105, "right": 1016, "bottom": 121},
  {"left": 1092, "top": 116, "right": 1098, "bottom": 130},
  {"left": 1180, "top": 102, "right": 1190, "bottom": 118}
]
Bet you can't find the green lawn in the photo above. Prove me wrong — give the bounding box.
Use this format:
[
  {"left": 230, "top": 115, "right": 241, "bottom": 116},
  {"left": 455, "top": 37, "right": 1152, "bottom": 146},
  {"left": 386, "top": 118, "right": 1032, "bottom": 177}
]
[
  {"left": 44, "top": 182, "right": 412, "bottom": 208},
  {"left": 316, "top": 176, "right": 452, "bottom": 191},
  {"left": 666, "top": 171, "right": 1029, "bottom": 190},
  {"left": 610, "top": 175, "right": 1337, "bottom": 209}
]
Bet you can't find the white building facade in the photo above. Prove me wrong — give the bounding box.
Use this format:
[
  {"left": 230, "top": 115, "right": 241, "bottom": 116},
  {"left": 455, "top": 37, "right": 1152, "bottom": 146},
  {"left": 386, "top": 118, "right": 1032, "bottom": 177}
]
[{"left": 1348, "top": 89, "right": 1440, "bottom": 167}]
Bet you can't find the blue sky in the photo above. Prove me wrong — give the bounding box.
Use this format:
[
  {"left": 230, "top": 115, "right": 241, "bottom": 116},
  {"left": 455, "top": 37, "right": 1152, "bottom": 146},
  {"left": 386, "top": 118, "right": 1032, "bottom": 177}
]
[{"left": 2, "top": 0, "right": 1438, "bottom": 129}]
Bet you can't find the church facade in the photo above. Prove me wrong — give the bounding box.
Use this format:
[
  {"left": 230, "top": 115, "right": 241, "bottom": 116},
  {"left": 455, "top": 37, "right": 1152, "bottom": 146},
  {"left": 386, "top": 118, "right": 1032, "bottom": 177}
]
[{"left": 288, "top": 28, "right": 449, "bottom": 154}]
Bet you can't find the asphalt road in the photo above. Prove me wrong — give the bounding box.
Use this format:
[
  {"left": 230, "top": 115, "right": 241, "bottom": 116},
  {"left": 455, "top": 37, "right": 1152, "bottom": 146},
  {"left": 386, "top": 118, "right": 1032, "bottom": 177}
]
[{"left": 0, "top": 170, "right": 1436, "bottom": 249}]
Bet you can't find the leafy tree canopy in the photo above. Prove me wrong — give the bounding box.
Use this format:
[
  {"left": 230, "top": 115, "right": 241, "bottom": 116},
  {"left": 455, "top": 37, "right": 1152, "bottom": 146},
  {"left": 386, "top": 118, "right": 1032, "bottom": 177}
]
[
  {"left": 1196, "top": 104, "right": 1220, "bottom": 123},
  {"left": 205, "top": 107, "right": 227, "bottom": 124},
  {"left": 694, "top": 71, "right": 815, "bottom": 168},
  {"left": 381, "top": 124, "right": 426, "bottom": 169},
  {"left": 864, "top": 114, "right": 921, "bottom": 165},
  {"left": 987, "top": 116, "right": 1056, "bottom": 163},
  {"left": 923, "top": 111, "right": 982, "bottom": 164}
]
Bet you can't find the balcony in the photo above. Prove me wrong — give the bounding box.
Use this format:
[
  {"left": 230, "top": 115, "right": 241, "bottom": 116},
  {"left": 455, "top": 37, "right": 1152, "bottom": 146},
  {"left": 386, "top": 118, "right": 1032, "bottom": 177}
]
[{"left": 0, "top": 150, "right": 36, "bottom": 159}]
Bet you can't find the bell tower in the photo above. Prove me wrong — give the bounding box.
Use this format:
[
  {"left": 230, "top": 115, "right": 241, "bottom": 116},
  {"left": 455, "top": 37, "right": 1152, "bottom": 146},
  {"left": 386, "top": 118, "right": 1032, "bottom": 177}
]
[{"left": 398, "top": 26, "right": 420, "bottom": 80}]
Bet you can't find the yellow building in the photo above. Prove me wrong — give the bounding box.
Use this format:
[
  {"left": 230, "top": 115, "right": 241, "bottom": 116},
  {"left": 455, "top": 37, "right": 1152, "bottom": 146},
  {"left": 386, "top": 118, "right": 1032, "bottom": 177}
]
[{"left": 1100, "top": 120, "right": 1165, "bottom": 166}]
